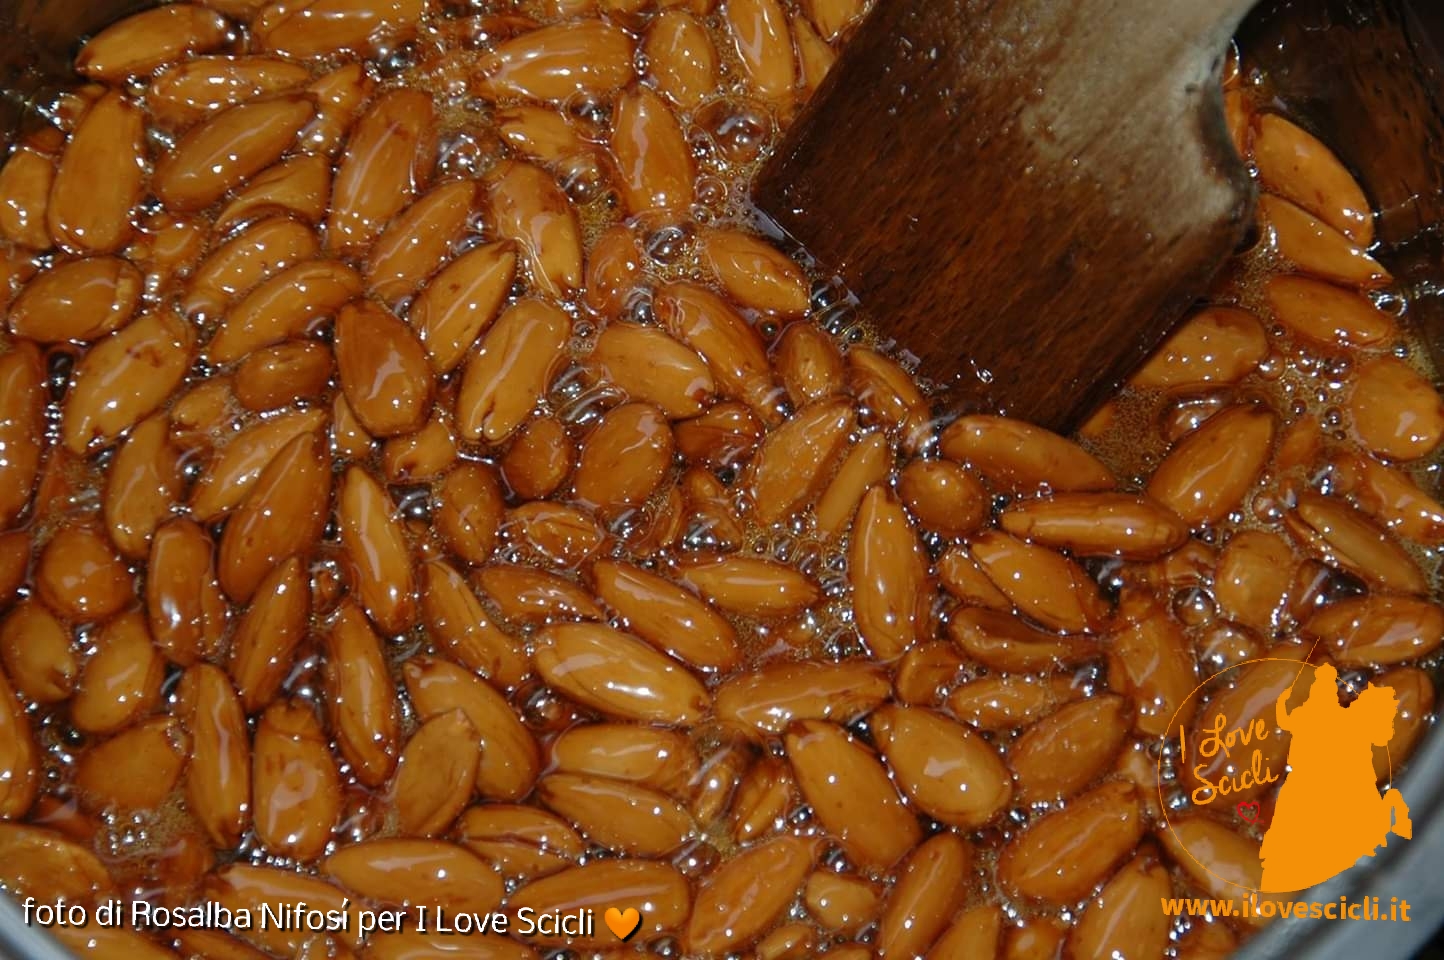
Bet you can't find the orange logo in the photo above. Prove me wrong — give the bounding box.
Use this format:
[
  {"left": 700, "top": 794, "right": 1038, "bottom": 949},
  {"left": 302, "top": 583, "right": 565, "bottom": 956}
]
[{"left": 1159, "top": 658, "right": 1412, "bottom": 895}]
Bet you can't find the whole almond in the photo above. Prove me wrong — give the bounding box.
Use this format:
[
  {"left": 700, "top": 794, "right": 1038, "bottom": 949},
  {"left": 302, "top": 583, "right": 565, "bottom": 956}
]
[{"left": 871, "top": 703, "right": 1013, "bottom": 828}]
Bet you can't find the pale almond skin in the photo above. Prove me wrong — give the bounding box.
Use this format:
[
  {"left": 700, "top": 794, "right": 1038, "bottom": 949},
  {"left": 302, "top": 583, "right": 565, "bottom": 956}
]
[
  {"left": 1286, "top": 492, "right": 1426, "bottom": 594},
  {"left": 35, "top": 525, "right": 132, "bottom": 622},
  {"left": 335, "top": 299, "right": 435, "bottom": 439},
  {"left": 48, "top": 91, "right": 145, "bottom": 254},
  {"left": 537, "top": 773, "right": 694, "bottom": 856},
  {"left": 0, "top": 342, "right": 44, "bottom": 526},
  {"left": 1146, "top": 403, "right": 1276, "bottom": 527},
  {"left": 679, "top": 555, "right": 822, "bottom": 618},
  {"left": 969, "top": 530, "right": 1111, "bottom": 633},
  {"left": 227, "top": 556, "right": 309, "bottom": 713},
  {"left": 252, "top": 701, "right": 341, "bottom": 863},
  {"left": 851, "top": 486, "right": 931, "bottom": 659},
  {"left": 402, "top": 656, "right": 541, "bottom": 801},
  {"left": 724, "top": 0, "right": 797, "bottom": 104},
  {"left": 1348, "top": 356, "right": 1444, "bottom": 461},
  {"left": 872, "top": 703, "right": 1013, "bottom": 828},
  {"left": 206, "top": 259, "right": 363, "bottom": 364},
  {"left": 215, "top": 153, "right": 332, "bottom": 230},
  {"left": 591, "top": 559, "right": 741, "bottom": 671},
  {"left": 473, "top": 20, "right": 636, "bottom": 102},
  {"left": 146, "top": 517, "right": 229, "bottom": 666},
  {"left": 572, "top": 402, "right": 675, "bottom": 517},
  {"left": 147, "top": 55, "right": 312, "bottom": 130},
  {"left": 612, "top": 85, "right": 694, "bottom": 213},
  {"left": 76, "top": 4, "right": 231, "bottom": 81},
  {"left": 876, "top": 832, "right": 973, "bottom": 960},
  {"left": 1009, "top": 695, "right": 1130, "bottom": 802},
  {"left": 1306, "top": 594, "right": 1444, "bottom": 666},
  {"left": 1131, "top": 307, "right": 1268, "bottom": 389},
  {"left": 997, "top": 781, "right": 1145, "bottom": 903},
  {"left": 1261, "top": 194, "right": 1391, "bottom": 289},
  {"left": 7, "top": 256, "right": 136, "bottom": 342},
  {"left": 71, "top": 611, "right": 163, "bottom": 735},
  {"left": 327, "top": 89, "right": 437, "bottom": 255},
  {"left": 1255, "top": 113, "right": 1374, "bottom": 244},
  {"left": 588, "top": 322, "right": 717, "bottom": 418},
  {"left": 0, "top": 671, "right": 40, "bottom": 818},
  {"left": 206, "top": 865, "right": 362, "bottom": 955},
  {"left": 702, "top": 227, "right": 810, "bottom": 315},
  {"left": 458, "top": 299, "right": 571, "bottom": 443},
  {"left": 389, "top": 709, "right": 478, "bottom": 838},
  {"left": 941, "top": 415, "right": 1115, "bottom": 494},
  {"left": 715, "top": 659, "right": 890, "bottom": 735},
  {"left": 324, "top": 602, "right": 400, "bottom": 786},
  {"left": 62, "top": 310, "right": 194, "bottom": 454},
  {"left": 645, "top": 10, "right": 720, "bottom": 108},
  {"left": 74, "top": 717, "right": 190, "bottom": 814},
  {"left": 366, "top": 180, "right": 478, "bottom": 303},
  {"left": 338, "top": 466, "right": 418, "bottom": 634},
  {"left": 155, "top": 96, "right": 314, "bottom": 213},
  {"left": 176, "top": 665, "right": 251, "bottom": 848},
  {"left": 785, "top": 719, "right": 922, "bottom": 871},
  {"left": 686, "top": 836, "right": 816, "bottom": 955},
  {"left": 182, "top": 216, "right": 319, "bottom": 320},
  {"left": 419, "top": 560, "right": 528, "bottom": 689},
  {"left": 488, "top": 161, "right": 582, "bottom": 297},
  {"left": 456, "top": 804, "right": 585, "bottom": 881},
  {"left": 775, "top": 321, "right": 845, "bottom": 407},
  {"left": 0, "top": 822, "right": 111, "bottom": 904},
  {"left": 1266, "top": 273, "right": 1396, "bottom": 347},
  {"left": 550, "top": 723, "right": 699, "bottom": 798},
  {"left": 323, "top": 839, "right": 503, "bottom": 914},
  {"left": 746, "top": 397, "right": 856, "bottom": 525},
  {"left": 815, "top": 432, "right": 892, "bottom": 537},
  {"left": 533, "top": 622, "right": 711, "bottom": 725}
]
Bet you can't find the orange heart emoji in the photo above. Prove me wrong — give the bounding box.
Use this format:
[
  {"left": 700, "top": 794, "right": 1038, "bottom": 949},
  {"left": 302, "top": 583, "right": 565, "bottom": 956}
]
[{"left": 604, "top": 906, "right": 642, "bottom": 941}]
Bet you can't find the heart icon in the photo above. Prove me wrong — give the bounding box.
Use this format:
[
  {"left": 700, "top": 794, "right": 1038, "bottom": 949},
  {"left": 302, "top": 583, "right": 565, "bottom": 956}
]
[
  {"left": 1236, "top": 801, "right": 1261, "bottom": 824},
  {"left": 604, "top": 906, "right": 642, "bottom": 941}
]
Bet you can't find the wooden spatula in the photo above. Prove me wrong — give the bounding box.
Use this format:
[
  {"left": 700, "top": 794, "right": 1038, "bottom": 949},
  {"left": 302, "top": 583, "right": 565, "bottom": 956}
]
[{"left": 753, "top": 0, "right": 1260, "bottom": 431}]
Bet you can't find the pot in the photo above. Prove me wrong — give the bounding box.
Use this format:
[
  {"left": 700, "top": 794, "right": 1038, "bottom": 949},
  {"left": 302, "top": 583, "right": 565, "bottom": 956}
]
[{"left": 0, "top": 1, "right": 1440, "bottom": 958}]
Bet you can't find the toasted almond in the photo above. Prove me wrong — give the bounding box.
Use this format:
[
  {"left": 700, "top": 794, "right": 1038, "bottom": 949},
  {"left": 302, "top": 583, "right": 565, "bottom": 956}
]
[
  {"left": 928, "top": 904, "right": 1002, "bottom": 960},
  {"left": 1066, "top": 848, "right": 1175, "bottom": 960},
  {"left": 176, "top": 664, "right": 251, "bottom": 848},
  {"left": 1182, "top": 652, "right": 1304, "bottom": 804},
  {"left": 420, "top": 560, "right": 528, "bottom": 689},
  {"left": 326, "top": 89, "right": 436, "bottom": 255},
  {"left": 255, "top": 0, "right": 424, "bottom": 57},
  {"left": 147, "top": 518, "right": 229, "bottom": 665},
  {"left": 496, "top": 103, "right": 586, "bottom": 162},
  {"left": 1255, "top": 113, "right": 1373, "bottom": 244},
  {"left": 488, "top": 161, "right": 582, "bottom": 296},
  {"left": 537, "top": 773, "right": 693, "bottom": 856},
  {"left": 76, "top": 4, "right": 231, "bottom": 80},
  {"left": 848, "top": 347, "right": 929, "bottom": 439},
  {"left": 591, "top": 560, "right": 740, "bottom": 671},
  {"left": 550, "top": 723, "right": 699, "bottom": 798},
  {"left": 675, "top": 401, "right": 764, "bottom": 467},
  {"left": 1000, "top": 492, "right": 1188, "bottom": 559},
  {"left": 949, "top": 608, "right": 1099, "bottom": 670},
  {"left": 473, "top": 20, "right": 636, "bottom": 101},
  {"left": 998, "top": 781, "right": 1144, "bottom": 903},
  {"left": 851, "top": 486, "right": 931, "bottom": 659},
  {"left": 191, "top": 410, "right": 326, "bottom": 523},
  {"left": 1266, "top": 274, "right": 1396, "bottom": 347},
  {"left": 804, "top": 871, "right": 880, "bottom": 936},
  {"left": 686, "top": 836, "right": 816, "bottom": 954},
  {"left": 1286, "top": 492, "right": 1426, "bottom": 594},
  {"left": 894, "top": 641, "right": 964, "bottom": 706},
  {"left": 324, "top": 839, "right": 503, "bottom": 914},
  {"left": 0, "top": 342, "right": 44, "bottom": 526},
  {"left": 218, "top": 431, "right": 331, "bottom": 603},
  {"left": 588, "top": 322, "right": 717, "bottom": 418},
  {"left": 335, "top": 299, "right": 435, "bottom": 438},
  {"left": 814, "top": 432, "right": 892, "bottom": 538},
  {"left": 1131, "top": 307, "right": 1268, "bottom": 389},
  {"left": 389, "top": 710, "right": 479, "bottom": 838},
  {"left": 612, "top": 85, "right": 694, "bottom": 213},
  {"left": 182, "top": 215, "right": 319, "bottom": 320},
  {"left": 0, "top": 822, "right": 110, "bottom": 902},
  {"left": 323, "top": 602, "right": 401, "bottom": 786},
  {"left": 10, "top": 256, "right": 142, "bottom": 342},
  {"left": 1332, "top": 452, "right": 1444, "bottom": 546},
  {"left": 508, "top": 861, "right": 689, "bottom": 945},
  {"left": 792, "top": 13, "right": 836, "bottom": 94},
  {"left": 656, "top": 281, "right": 782, "bottom": 422},
  {"left": 380, "top": 415, "right": 457, "bottom": 482},
  {"left": 896, "top": 459, "right": 989, "bottom": 539},
  {"left": 1009, "top": 695, "right": 1130, "bottom": 802},
  {"left": 1108, "top": 602, "right": 1198, "bottom": 737},
  {"left": 0, "top": 146, "right": 54, "bottom": 250},
  {"left": 234, "top": 340, "right": 332, "bottom": 412},
  {"left": 728, "top": 754, "right": 793, "bottom": 842},
  {"left": 871, "top": 703, "right": 1013, "bottom": 828},
  {"left": 366, "top": 180, "right": 478, "bottom": 303},
  {"left": 102, "top": 416, "right": 182, "bottom": 558},
  {"left": 410, "top": 241, "right": 516, "bottom": 374},
  {"left": 1146, "top": 402, "right": 1276, "bottom": 527},
  {"left": 456, "top": 804, "right": 585, "bottom": 881},
  {"left": 71, "top": 611, "right": 163, "bottom": 734},
  {"left": 0, "top": 671, "right": 40, "bottom": 818},
  {"left": 583, "top": 223, "right": 644, "bottom": 317},
  {"left": 300, "top": 63, "right": 375, "bottom": 155},
  {"left": 876, "top": 832, "right": 973, "bottom": 960},
  {"left": 724, "top": 0, "right": 797, "bottom": 104},
  {"left": 435, "top": 463, "right": 505, "bottom": 565},
  {"left": 75, "top": 717, "right": 190, "bottom": 814},
  {"left": 216, "top": 152, "right": 332, "bottom": 229},
  {"left": 1347, "top": 356, "right": 1444, "bottom": 461},
  {"left": 403, "top": 656, "right": 540, "bottom": 801},
  {"left": 775, "top": 322, "right": 844, "bottom": 407},
  {"left": 678, "top": 555, "right": 821, "bottom": 618},
  {"left": 1306, "top": 594, "right": 1444, "bottom": 666},
  {"left": 458, "top": 299, "right": 571, "bottom": 443},
  {"left": 969, "top": 529, "right": 1110, "bottom": 632},
  {"left": 716, "top": 659, "right": 889, "bottom": 736},
  {"left": 48, "top": 91, "right": 145, "bottom": 254},
  {"left": 572, "top": 402, "right": 675, "bottom": 516},
  {"left": 154, "top": 96, "right": 313, "bottom": 212},
  {"left": 645, "top": 10, "right": 719, "bottom": 108},
  {"left": 35, "top": 525, "right": 132, "bottom": 621},
  {"left": 534, "top": 622, "right": 710, "bottom": 724},
  {"left": 252, "top": 700, "right": 341, "bottom": 862},
  {"left": 506, "top": 501, "right": 605, "bottom": 568},
  {"left": 206, "top": 865, "right": 361, "bottom": 955},
  {"left": 1214, "top": 529, "right": 1297, "bottom": 634},
  {"left": 62, "top": 309, "right": 194, "bottom": 453},
  {"left": 1260, "top": 193, "right": 1391, "bottom": 289},
  {"left": 206, "top": 259, "right": 363, "bottom": 364},
  {"left": 946, "top": 674, "right": 1084, "bottom": 733},
  {"left": 1157, "top": 816, "right": 1261, "bottom": 916},
  {"left": 680, "top": 466, "right": 746, "bottom": 548},
  {"left": 474, "top": 564, "right": 605, "bottom": 625},
  {"left": 746, "top": 398, "right": 856, "bottom": 525},
  {"left": 701, "top": 227, "right": 809, "bottom": 316},
  {"left": 786, "top": 719, "right": 922, "bottom": 871},
  {"left": 940, "top": 415, "right": 1114, "bottom": 494},
  {"left": 148, "top": 55, "right": 312, "bottom": 129},
  {"left": 338, "top": 466, "right": 417, "bottom": 634}
]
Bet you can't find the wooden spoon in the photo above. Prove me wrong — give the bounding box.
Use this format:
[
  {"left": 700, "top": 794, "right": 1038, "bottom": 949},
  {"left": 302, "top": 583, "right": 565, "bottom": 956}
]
[{"left": 753, "top": 0, "right": 1260, "bottom": 431}]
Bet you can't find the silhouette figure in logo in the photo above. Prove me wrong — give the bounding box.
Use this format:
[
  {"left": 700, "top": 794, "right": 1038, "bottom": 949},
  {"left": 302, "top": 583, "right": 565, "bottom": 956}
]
[{"left": 1259, "top": 664, "right": 1412, "bottom": 893}]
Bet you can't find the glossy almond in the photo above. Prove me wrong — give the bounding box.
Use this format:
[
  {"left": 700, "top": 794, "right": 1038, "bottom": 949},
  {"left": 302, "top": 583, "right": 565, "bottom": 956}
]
[
  {"left": 48, "top": 92, "right": 145, "bottom": 253},
  {"left": 583, "top": 223, "right": 643, "bottom": 317},
  {"left": 488, "top": 161, "right": 581, "bottom": 297},
  {"left": 592, "top": 560, "right": 739, "bottom": 671},
  {"left": 456, "top": 804, "right": 585, "bottom": 881},
  {"left": 389, "top": 710, "right": 479, "bottom": 838},
  {"left": 191, "top": 410, "right": 328, "bottom": 523},
  {"left": 458, "top": 299, "right": 571, "bottom": 443},
  {"left": 716, "top": 660, "right": 889, "bottom": 735},
  {"left": 0, "top": 671, "right": 40, "bottom": 818},
  {"left": 1009, "top": 695, "right": 1130, "bottom": 802},
  {"left": 686, "top": 836, "right": 815, "bottom": 954},
  {"left": 538, "top": 773, "right": 693, "bottom": 856},
  {"left": 1255, "top": 113, "right": 1373, "bottom": 243},
  {"left": 656, "top": 281, "right": 781, "bottom": 421},
  {"left": 928, "top": 905, "right": 1003, "bottom": 960},
  {"left": 300, "top": 63, "right": 375, "bottom": 155},
  {"left": 207, "top": 259, "right": 363, "bottom": 364},
  {"left": 588, "top": 322, "right": 716, "bottom": 418},
  {"left": 35, "top": 525, "right": 132, "bottom": 621},
  {"left": 420, "top": 560, "right": 527, "bottom": 689},
  {"left": 775, "top": 321, "right": 844, "bottom": 407},
  {"left": 234, "top": 340, "right": 332, "bottom": 412},
  {"left": 1260, "top": 194, "right": 1390, "bottom": 289},
  {"left": 154, "top": 97, "right": 313, "bottom": 212},
  {"left": 679, "top": 555, "right": 821, "bottom": 618},
  {"left": 1287, "top": 492, "right": 1426, "bottom": 594},
  {"left": 148, "top": 55, "right": 312, "bottom": 130},
  {"left": 940, "top": 415, "right": 1115, "bottom": 494},
  {"left": 0, "top": 823, "right": 111, "bottom": 903},
  {"left": 871, "top": 703, "right": 1013, "bottom": 828},
  {"left": 1000, "top": 493, "right": 1187, "bottom": 559},
  {"left": 785, "top": 719, "right": 921, "bottom": 870},
  {"left": 435, "top": 463, "right": 505, "bottom": 565},
  {"left": 675, "top": 401, "right": 764, "bottom": 467},
  {"left": 1156, "top": 816, "right": 1263, "bottom": 911},
  {"left": 474, "top": 564, "right": 604, "bottom": 625},
  {"left": 366, "top": 180, "right": 477, "bottom": 303},
  {"left": 1146, "top": 403, "right": 1276, "bottom": 527},
  {"left": 323, "top": 602, "right": 400, "bottom": 786},
  {"left": 324, "top": 839, "right": 502, "bottom": 914},
  {"left": 255, "top": 0, "right": 425, "bottom": 58},
  {"left": 573, "top": 402, "right": 675, "bottom": 516},
  {"left": 702, "top": 227, "right": 810, "bottom": 315},
  {"left": 896, "top": 459, "right": 989, "bottom": 538},
  {"left": 177, "top": 665, "right": 250, "bottom": 848},
  {"left": 76, "top": 4, "right": 231, "bottom": 80},
  {"left": 473, "top": 20, "right": 636, "bottom": 101},
  {"left": 850, "top": 486, "right": 931, "bottom": 659},
  {"left": 11, "top": 257, "right": 143, "bottom": 343},
  {"left": 1266, "top": 274, "right": 1395, "bottom": 347},
  {"left": 0, "top": 342, "right": 44, "bottom": 526},
  {"left": 1306, "top": 594, "right": 1444, "bottom": 665},
  {"left": 1108, "top": 603, "right": 1198, "bottom": 736},
  {"left": 215, "top": 152, "right": 332, "bottom": 229},
  {"left": 1068, "top": 850, "right": 1172, "bottom": 960},
  {"left": 75, "top": 717, "right": 190, "bottom": 813},
  {"left": 550, "top": 723, "right": 699, "bottom": 797},
  {"left": 338, "top": 466, "right": 417, "bottom": 634},
  {"left": 182, "top": 216, "right": 319, "bottom": 320},
  {"left": 724, "top": 0, "right": 796, "bottom": 104},
  {"left": 970, "top": 529, "right": 1109, "bottom": 632},
  {"left": 1131, "top": 307, "right": 1267, "bottom": 388},
  {"left": 327, "top": 89, "right": 436, "bottom": 255},
  {"left": 104, "top": 415, "right": 182, "bottom": 558},
  {"left": 1214, "top": 530, "right": 1297, "bottom": 634},
  {"left": 408, "top": 242, "right": 516, "bottom": 374},
  {"left": 997, "top": 781, "right": 1145, "bottom": 903},
  {"left": 147, "top": 517, "right": 229, "bottom": 665},
  {"left": 0, "top": 146, "right": 54, "bottom": 250},
  {"left": 645, "top": 10, "right": 719, "bottom": 108},
  {"left": 534, "top": 622, "right": 709, "bottom": 724},
  {"left": 814, "top": 432, "right": 891, "bottom": 537},
  {"left": 71, "top": 611, "right": 163, "bottom": 734},
  {"left": 876, "top": 833, "right": 973, "bottom": 960},
  {"left": 206, "top": 865, "right": 361, "bottom": 955},
  {"left": 612, "top": 85, "right": 694, "bottom": 213},
  {"left": 508, "top": 860, "right": 689, "bottom": 945},
  {"left": 1333, "top": 452, "right": 1444, "bottom": 546},
  {"left": 252, "top": 701, "right": 341, "bottom": 862},
  {"left": 62, "top": 310, "right": 193, "bottom": 453},
  {"left": 746, "top": 398, "right": 856, "bottom": 525},
  {"left": 335, "top": 299, "right": 434, "bottom": 438},
  {"left": 1347, "top": 356, "right": 1444, "bottom": 461}
]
